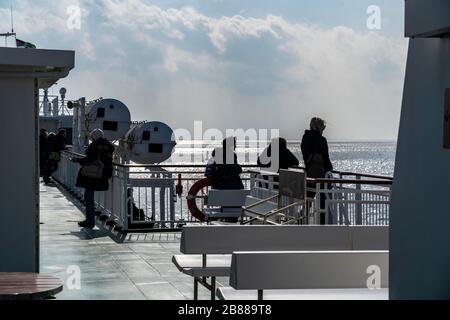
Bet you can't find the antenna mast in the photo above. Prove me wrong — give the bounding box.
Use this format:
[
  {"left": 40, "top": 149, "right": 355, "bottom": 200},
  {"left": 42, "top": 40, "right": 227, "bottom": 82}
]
[
  {"left": 0, "top": 4, "right": 16, "bottom": 47},
  {"left": 11, "top": 4, "right": 14, "bottom": 33}
]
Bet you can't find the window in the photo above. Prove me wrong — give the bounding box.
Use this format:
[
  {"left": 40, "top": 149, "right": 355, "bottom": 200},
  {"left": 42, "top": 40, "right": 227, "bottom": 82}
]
[
  {"left": 148, "top": 144, "right": 163, "bottom": 153},
  {"left": 109, "top": 104, "right": 114, "bottom": 109},
  {"left": 103, "top": 121, "right": 118, "bottom": 131},
  {"left": 97, "top": 108, "right": 105, "bottom": 118},
  {"left": 142, "top": 131, "right": 151, "bottom": 141},
  {"left": 154, "top": 127, "right": 159, "bottom": 132}
]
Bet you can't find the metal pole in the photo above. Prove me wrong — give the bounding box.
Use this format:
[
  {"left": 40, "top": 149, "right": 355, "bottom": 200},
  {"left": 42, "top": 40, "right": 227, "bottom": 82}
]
[
  {"left": 193, "top": 277, "right": 199, "bottom": 300},
  {"left": 78, "top": 98, "right": 87, "bottom": 148},
  {"left": 169, "top": 173, "right": 175, "bottom": 228},
  {"left": 72, "top": 101, "right": 79, "bottom": 152},
  {"left": 52, "top": 97, "right": 59, "bottom": 116},
  {"left": 211, "top": 277, "right": 216, "bottom": 300},
  {"left": 160, "top": 186, "right": 166, "bottom": 227},
  {"left": 315, "top": 182, "right": 320, "bottom": 224},
  {"left": 355, "top": 176, "right": 362, "bottom": 225},
  {"left": 257, "top": 290, "right": 264, "bottom": 300}
]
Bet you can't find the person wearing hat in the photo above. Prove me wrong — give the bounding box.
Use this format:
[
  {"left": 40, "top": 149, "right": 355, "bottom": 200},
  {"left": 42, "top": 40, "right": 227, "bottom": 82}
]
[
  {"left": 72, "top": 129, "right": 115, "bottom": 228},
  {"left": 43, "top": 129, "right": 67, "bottom": 184},
  {"left": 301, "top": 117, "right": 333, "bottom": 225}
]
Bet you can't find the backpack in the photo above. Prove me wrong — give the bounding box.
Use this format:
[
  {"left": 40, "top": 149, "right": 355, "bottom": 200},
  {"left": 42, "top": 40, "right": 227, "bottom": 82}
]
[{"left": 306, "top": 153, "right": 326, "bottom": 178}]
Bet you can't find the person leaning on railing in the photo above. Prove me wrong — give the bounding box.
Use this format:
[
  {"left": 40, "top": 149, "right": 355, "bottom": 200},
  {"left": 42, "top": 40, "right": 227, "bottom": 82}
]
[
  {"left": 43, "top": 129, "right": 67, "bottom": 185},
  {"left": 301, "top": 117, "right": 334, "bottom": 225},
  {"left": 205, "top": 137, "right": 244, "bottom": 191},
  {"left": 257, "top": 137, "right": 299, "bottom": 189},
  {"left": 71, "top": 129, "right": 115, "bottom": 229},
  {"left": 205, "top": 137, "right": 244, "bottom": 223},
  {"left": 257, "top": 137, "right": 299, "bottom": 172}
]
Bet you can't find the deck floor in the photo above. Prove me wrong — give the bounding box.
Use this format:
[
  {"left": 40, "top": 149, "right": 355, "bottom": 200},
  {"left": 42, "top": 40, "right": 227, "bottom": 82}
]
[{"left": 40, "top": 182, "right": 221, "bottom": 300}]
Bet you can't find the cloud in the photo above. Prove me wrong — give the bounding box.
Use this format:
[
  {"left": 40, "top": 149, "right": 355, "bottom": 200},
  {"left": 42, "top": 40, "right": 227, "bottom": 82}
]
[{"left": 0, "top": 0, "right": 408, "bottom": 139}]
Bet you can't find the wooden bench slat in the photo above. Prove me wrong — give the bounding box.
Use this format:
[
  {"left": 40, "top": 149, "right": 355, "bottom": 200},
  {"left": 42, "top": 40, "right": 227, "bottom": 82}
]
[{"left": 0, "top": 273, "right": 63, "bottom": 300}]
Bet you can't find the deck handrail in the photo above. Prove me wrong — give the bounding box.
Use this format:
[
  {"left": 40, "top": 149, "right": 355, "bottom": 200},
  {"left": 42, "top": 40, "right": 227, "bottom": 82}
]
[
  {"left": 309, "top": 178, "right": 393, "bottom": 186},
  {"left": 61, "top": 150, "right": 393, "bottom": 181},
  {"left": 55, "top": 150, "right": 392, "bottom": 229}
]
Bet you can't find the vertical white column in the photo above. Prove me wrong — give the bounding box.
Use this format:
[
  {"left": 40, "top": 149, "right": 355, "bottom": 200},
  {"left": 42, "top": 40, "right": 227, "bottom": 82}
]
[
  {"left": 390, "top": 37, "right": 450, "bottom": 299},
  {"left": 0, "top": 77, "right": 38, "bottom": 272}
]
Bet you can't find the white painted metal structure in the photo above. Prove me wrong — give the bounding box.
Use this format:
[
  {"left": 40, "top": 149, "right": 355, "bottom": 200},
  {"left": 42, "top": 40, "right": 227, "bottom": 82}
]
[
  {"left": 390, "top": 0, "right": 450, "bottom": 299},
  {"left": 124, "top": 121, "right": 177, "bottom": 164},
  {"left": 220, "top": 251, "right": 389, "bottom": 300},
  {"left": 0, "top": 47, "right": 74, "bottom": 272},
  {"left": 85, "top": 98, "right": 131, "bottom": 141}
]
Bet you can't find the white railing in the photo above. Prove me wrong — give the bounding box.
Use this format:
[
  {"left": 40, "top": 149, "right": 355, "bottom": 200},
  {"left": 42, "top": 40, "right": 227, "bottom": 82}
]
[
  {"left": 53, "top": 151, "right": 180, "bottom": 232},
  {"left": 246, "top": 170, "right": 392, "bottom": 226},
  {"left": 53, "top": 151, "right": 392, "bottom": 231},
  {"left": 53, "top": 151, "right": 258, "bottom": 231}
]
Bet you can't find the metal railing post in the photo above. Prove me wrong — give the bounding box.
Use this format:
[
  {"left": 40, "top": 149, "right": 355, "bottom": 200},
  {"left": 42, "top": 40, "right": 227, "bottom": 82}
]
[
  {"left": 355, "top": 176, "right": 362, "bottom": 225},
  {"left": 315, "top": 181, "right": 320, "bottom": 225},
  {"left": 169, "top": 172, "right": 175, "bottom": 228},
  {"left": 48, "top": 160, "right": 393, "bottom": 230},
  {"left": 122, "top": 166, "right": 129, "bottom": 231}
]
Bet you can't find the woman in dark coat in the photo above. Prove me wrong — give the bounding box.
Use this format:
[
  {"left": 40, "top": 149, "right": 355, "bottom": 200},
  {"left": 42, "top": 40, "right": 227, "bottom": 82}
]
[
  {"left": 73, "top": 129, "right": 115, "bottom": 228},
  {"left": 301, "top": 118, "right": 333, "bottom": 175},
  {"left": 301, "top": 117, "right": 333, "bottom": 225}
]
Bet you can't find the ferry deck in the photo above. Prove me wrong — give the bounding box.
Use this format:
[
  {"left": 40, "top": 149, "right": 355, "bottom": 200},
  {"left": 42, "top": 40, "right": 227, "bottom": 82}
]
[{"left": 1, "top": 0, "right": 450, "bottom": 300}]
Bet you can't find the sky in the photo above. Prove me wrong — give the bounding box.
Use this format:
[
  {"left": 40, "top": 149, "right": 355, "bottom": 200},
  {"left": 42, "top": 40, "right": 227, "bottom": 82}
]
[{"left": 0, "top": 0, "right": 408, "bottom": 140}]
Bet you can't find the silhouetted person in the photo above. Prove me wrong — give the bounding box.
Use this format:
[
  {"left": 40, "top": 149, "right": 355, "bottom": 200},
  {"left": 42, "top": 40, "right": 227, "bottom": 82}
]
[
  {"left": 39, "top": 129, "right": 48, "bottom": 177},
  {"left": 301, "top": 117, "right": 333, "bottom": 224},
  {"left": 257, "top": 137, "right": 299, "bottom": 172},
  {"left": 205, "top": 137, "right": 244, "bottom": 190},
  {"left": 127, "top": 188, "right": 148, "bottom": 222},
  {"left": 43, "top": 132, "right": 57, "bottom": 184},
  {"left": 205, "top": 137, "right": 244, "bottom": 223},
  {"left": 257, "top": 137, "right": 299, "bottom": 190},
  {"left": 51, "top": 128, "right": 67, "bottom": 155},
  {"left": 73, "top": 129, "right": 115, "bottom": 228},
  {"left": 44, "top": 129, "right": 67, "bottom": 184}
]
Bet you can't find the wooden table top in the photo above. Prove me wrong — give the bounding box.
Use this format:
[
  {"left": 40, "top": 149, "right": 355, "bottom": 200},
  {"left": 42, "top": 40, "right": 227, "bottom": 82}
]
[{"left": 0, "top": 273, "right": 63, "bottom": 300}]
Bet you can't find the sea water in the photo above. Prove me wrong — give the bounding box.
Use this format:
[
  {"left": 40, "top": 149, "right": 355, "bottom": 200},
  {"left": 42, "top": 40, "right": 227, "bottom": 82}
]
[
  {"left": 132, "top": 140, "right": 396, "bottom": 223},
  {"left": 169, "top": 141, "right": 397, "bottom": 176}
]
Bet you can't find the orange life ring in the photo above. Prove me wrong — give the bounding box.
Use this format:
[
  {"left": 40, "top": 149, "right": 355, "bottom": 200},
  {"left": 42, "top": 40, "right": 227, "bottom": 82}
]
[{"left": 187, "top": 178, "right": 213, "bottom": 222}]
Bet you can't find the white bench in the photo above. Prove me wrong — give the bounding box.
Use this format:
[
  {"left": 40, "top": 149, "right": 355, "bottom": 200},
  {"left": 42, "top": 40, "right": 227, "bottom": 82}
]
[
  {"left": 217, "top": 287, "right": 389, "bottom": 300},
  {"left": 217, "top": 250, "right": 389, "bottom": 300},
  {"left": 172, "top": 225, "right": 388, "bottom": 300},
  {"left": 203, "top": 190, "right": 250, "bottom": 221}
]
